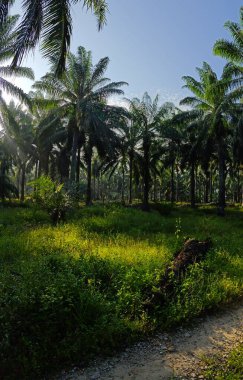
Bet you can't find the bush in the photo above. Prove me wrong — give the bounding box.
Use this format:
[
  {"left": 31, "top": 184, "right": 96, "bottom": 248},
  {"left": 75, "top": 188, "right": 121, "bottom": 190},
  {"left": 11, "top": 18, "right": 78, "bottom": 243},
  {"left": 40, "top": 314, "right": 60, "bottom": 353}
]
[{"left": 29, "top": 176, "right": 73, "bottom": 224}]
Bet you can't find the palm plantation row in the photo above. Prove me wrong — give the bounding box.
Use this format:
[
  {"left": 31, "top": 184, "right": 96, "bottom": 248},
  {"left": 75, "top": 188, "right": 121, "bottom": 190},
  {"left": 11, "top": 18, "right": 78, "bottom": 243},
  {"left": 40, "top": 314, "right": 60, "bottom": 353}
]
[{"left": 0, "top": 9, "right": 242, "bottom": 216}]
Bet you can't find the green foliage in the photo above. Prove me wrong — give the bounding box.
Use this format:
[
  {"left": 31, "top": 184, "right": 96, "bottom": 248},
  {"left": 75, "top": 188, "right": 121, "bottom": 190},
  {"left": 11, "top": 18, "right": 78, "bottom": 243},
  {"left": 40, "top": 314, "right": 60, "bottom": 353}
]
[
  {"left": 29, "top": 176, "right": 72, "bottom": 224},
  {"left": 0, "top": 204, "right": 243, "bottom": 378}
]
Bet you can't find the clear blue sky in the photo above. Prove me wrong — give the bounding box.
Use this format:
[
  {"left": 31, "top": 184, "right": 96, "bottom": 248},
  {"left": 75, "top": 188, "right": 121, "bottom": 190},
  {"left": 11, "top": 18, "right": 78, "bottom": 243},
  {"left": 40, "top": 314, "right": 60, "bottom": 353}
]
[{"left": 10, "top": 0, "right": 242, "bottom": 105}]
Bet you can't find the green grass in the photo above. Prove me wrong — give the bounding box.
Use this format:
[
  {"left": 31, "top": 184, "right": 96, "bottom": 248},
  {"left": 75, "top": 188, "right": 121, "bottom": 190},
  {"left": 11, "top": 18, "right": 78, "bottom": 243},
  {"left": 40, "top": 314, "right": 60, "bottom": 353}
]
[
  {"left": 0, "top": 203, "right": 243, "bottom": 378},
  {"left": 203, "top": 344, "right": 243, "bottom": 379}
]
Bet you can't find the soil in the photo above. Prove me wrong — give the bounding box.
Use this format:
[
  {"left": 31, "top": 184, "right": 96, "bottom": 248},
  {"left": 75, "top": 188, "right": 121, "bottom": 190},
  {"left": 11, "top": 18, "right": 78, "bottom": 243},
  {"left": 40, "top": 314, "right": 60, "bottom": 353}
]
[{"left": 55, "top": 302, "right": 243, "bottom": 380}]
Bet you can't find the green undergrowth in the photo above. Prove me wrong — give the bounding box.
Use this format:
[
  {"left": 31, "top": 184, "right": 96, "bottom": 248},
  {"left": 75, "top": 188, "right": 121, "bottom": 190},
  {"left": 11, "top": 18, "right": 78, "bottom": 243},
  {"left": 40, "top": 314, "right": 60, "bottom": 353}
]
[{"left": 0, "top": 203, "right": 243, "bottom": 378}]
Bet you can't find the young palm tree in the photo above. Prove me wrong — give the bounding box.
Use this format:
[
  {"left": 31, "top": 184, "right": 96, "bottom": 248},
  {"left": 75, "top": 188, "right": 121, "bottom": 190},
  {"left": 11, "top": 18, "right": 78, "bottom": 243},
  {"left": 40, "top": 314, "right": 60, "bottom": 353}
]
[
  {"left": 180, "top": 62, "right": 243, "bottom": 215},
  {"left": 213, "top": 8, "right": 243, "bottom": 66},
  {"left": 2, "top": 0, "right": 108, "bottom": 76},
  {"left": 0, "top": 15, "right": 34, "bottom": 106}
]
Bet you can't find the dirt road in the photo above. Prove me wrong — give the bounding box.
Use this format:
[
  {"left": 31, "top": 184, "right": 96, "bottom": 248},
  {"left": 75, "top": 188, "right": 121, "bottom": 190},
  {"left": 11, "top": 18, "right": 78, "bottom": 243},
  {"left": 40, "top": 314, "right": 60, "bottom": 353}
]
[{"left": 57, "top": 303, "right": 243, "bottom": 380}]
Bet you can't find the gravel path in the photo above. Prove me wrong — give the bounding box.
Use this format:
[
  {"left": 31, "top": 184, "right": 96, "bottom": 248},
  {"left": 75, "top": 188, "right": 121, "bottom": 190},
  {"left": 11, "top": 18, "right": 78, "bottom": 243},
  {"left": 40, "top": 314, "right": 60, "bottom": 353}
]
[{"left": 55, "top": 302, "right": 243, "bottom": 380}]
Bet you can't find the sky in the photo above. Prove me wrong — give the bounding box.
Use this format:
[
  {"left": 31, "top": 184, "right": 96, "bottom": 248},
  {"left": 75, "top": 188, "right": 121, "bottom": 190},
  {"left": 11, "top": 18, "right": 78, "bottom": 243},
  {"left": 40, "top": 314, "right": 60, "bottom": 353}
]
[{"left": 9, "top": 0, "right": 242, "bottom": 106}]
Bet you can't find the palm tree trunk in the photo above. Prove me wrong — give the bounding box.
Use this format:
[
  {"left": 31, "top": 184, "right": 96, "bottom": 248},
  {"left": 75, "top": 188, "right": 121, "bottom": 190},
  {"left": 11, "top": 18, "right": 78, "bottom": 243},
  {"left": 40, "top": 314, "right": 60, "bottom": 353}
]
[
  {"left": 218, "top": 139, "right": 226, "bottom": 216},
  {"left": 121, "top": 165, "right": 125, "bottom": 205},
  {"left": 86, "top": 145, "right": 93, "bottom": 206},
  {"left": 142, "top": 136, "right": 150, "bottom": 211},
  {"left": 153, "top": 176, "right": 157, "bottom": 202},
  {"left": 93, "top": 175, "right": 96, "bottom": 200},
  {"left": 16, "top": 167, "right": 21, "bottom": 198},
  {"left": 204, "top": 170, "right": 210, "bottom": 203},
  {"left": 43, "top": 153, "right": 49, "bottom": 176},
  {"left": 176, "top": 166, "right": 179, "bottom": 202},
  {"left": 129, "top": 153, "right": 133, "bottom": 204},
  {"left": 170, "top": 159, "right": 175, "bottom": 203},
  {"left": 20, "top": 162, "right": 26, "bottom": 202},
  {"left": 209, "top": 169, "right": 213, "bottom": 203},
  {"left": 97, "top": 174, "right": 100, "bottom": 200},
  {"left": 190, "top": 161, "right": 195, "bottom": 208},
  {"left": 70, "top": 128, "right": 79, "bottom": 182},
  {"left": 76, "top": 146, "right": 81, "bottom": 183},
  {"left": 34, "top": 161, "right": 38, "bottom": 181},
  {"left": 237, "top": 167, "right": 241, "bottom": 204},
  {"left": 59, "top": 149, "right": 70, "bottom": 182}
]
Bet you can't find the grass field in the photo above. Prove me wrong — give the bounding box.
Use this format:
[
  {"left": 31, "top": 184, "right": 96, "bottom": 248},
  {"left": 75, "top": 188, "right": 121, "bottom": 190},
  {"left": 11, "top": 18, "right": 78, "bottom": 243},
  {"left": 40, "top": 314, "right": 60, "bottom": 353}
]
[{"left": 0, "top": 203, "right": 243, "bottom": 378}]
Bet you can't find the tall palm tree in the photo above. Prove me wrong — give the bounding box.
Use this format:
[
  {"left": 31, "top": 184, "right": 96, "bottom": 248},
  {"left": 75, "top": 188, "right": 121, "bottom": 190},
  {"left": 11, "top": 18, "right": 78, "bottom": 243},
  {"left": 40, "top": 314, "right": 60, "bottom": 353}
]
[
  {"left": 180, "top": 62, "right": 243, "bottom": 215},
  {"left": 2, "top": 0, "right": 108, "bottom": 76},
  {"left": 82, "top": 103, "right": 126, "bottom": 205},
  {"left": 0, "top": 15, "right": 34, "bottom": 106},
  {"left": 33, "top": 46, "right": 127, "bottom": 204},
  {"left": 213, "top": 8, "right": 243, "bottom": 66}
]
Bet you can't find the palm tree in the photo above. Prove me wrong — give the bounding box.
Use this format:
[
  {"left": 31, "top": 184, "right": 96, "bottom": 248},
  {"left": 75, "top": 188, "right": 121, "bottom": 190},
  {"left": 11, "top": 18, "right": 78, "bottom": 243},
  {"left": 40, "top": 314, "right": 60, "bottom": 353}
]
[
  {"left": 33, "top": 46, "right": 127, "bottom": 204},
  {"left": 180, "top": 62, "right": 243, "bottom": 215},
  {"left": 213, "top": 8, "right": 243, "bottom": 66},
  {"left": 83, "top": 103, "right": 126, "bottom": 205},
  {"left": 101, "top": 117, "right": 142, "bottom": 205},
  {"left": 0, "top": 15, "right": 34, "bottom": 106},
  {"left": 128, "top": 93, "right": 164, "bottom": 211},
  {"left": 0, "top": 100, "right": 36, "bottom": 201},
  {"left": 121, "top": 120, "right": 141, "bottom": 204},
  {"left": 157, "top": 102, "right": 181, "bottom": 203},
  {"left": 2, "top": 0, "right": 108, "bottom": 76}
]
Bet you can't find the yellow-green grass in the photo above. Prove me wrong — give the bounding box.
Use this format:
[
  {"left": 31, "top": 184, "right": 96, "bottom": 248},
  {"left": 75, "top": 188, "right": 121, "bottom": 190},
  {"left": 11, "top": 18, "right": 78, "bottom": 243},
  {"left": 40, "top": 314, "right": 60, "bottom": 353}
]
[{"left": 0, "top": 203, "right": 243, "bottom": 378}]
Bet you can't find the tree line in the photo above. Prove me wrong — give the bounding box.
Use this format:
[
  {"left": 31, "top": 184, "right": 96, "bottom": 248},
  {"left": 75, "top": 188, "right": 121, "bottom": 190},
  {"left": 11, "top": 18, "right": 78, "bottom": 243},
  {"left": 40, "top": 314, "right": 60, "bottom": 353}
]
[{"left": 0, "top": 6, "right": 242, "bottom": 216}]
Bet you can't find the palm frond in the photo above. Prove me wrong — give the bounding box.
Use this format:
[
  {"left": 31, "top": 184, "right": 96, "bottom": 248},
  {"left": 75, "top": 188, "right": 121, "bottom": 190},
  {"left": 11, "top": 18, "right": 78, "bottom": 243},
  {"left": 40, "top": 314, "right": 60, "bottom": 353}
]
[
  {"left": 42, "top": 0, "right": 72, "bottom": 76},
  {"left": 82, "top": 0, "right": 108, "bottom": 30},
  {"left": 213, "top": 40, "right": 243, "bottom": 64},
  {"left": 11, "top": 0, "right": 44, "bottom": 68},
  {"left": 182, "top": 76, "right": 204, "bottom": 99},
  {"left": 0, "top": 66, "right": 34, "bottom": 80},
  {"left": 0, "top": 77, "right": 32, "bottom": 107}
]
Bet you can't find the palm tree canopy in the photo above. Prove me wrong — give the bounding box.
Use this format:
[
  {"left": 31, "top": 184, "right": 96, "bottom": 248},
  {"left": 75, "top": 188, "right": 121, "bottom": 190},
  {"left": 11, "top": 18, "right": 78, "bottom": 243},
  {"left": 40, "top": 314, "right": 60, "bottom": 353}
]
[
  {"left": 0, "top": 15, "right": 34, "bottom": 107},
  {"left": 180, "top": 62, "right": 243, "bottom": 134},
  {"left": 213, "top": 7, "right": 243, "bottom": 65},
  {"left": 32, "top": 46, "right": 128, "bottom": 130},
  {"left": 2, "top": 0, "right": 108, "bottom": 76}
]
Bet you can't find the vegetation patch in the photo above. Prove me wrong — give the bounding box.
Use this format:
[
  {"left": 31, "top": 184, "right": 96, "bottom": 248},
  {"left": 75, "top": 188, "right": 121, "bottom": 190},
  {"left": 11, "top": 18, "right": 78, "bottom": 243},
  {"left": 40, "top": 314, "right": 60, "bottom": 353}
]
[
  {"left": 0, "top": 204, "right": 243, "bottom": 378},
  {"left": 203, "top": 344, "right": 243, "bottom": 380}
]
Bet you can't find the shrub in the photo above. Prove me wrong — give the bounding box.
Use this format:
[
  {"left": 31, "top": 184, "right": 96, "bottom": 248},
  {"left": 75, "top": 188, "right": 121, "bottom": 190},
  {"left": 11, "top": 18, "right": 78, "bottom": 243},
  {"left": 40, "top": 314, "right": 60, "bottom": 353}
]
[{"left": 29, "top": 176, "right": 73, "bottom": 225}]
